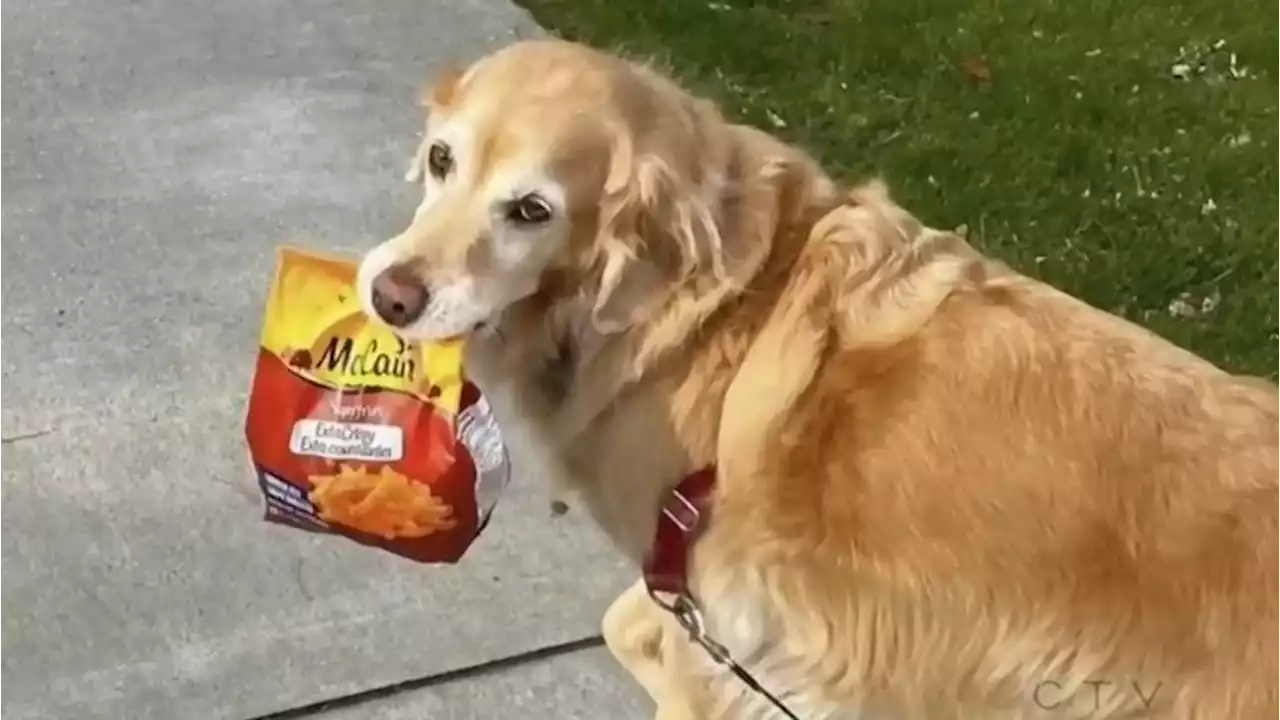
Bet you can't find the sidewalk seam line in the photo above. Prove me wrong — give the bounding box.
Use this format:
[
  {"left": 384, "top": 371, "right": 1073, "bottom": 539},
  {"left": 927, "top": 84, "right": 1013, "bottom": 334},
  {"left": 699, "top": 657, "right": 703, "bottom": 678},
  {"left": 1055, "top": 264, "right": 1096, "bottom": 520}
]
[{"left": 244, "top": 634, "right": 606, "bottom": 719}]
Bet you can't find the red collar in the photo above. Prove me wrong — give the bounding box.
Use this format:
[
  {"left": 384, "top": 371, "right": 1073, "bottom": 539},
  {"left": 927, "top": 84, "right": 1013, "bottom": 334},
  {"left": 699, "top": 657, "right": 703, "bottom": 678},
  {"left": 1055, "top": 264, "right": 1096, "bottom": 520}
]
[{"left": 643, "top": 466, "right": 717, "bottom": 598}]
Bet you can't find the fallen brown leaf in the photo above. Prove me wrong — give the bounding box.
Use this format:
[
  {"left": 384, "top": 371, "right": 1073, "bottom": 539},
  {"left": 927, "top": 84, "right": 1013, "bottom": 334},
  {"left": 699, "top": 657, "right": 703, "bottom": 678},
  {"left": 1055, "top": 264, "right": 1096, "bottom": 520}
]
[{"left": 961, "top": 55, "right": 992, "bottom": 83}]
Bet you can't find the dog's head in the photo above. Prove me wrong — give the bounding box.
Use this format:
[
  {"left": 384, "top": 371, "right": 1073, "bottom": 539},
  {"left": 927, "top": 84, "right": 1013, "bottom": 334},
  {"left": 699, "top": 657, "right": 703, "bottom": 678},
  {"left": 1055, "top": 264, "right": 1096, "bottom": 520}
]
[{"left": 357, "top": 40, "right": 736, "bottom": 343}]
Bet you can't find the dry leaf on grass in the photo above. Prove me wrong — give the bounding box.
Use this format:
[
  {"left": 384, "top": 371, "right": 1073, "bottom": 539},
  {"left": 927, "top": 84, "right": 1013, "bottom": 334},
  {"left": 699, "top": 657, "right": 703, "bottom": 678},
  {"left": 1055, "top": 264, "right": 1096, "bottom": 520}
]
[{"left": 961, "top": 55, "right": 992, "bottom": 84}]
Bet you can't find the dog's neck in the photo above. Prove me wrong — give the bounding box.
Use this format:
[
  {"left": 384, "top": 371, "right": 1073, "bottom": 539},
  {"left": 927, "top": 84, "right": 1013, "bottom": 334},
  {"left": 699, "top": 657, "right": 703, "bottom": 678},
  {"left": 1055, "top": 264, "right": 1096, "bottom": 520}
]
[{"left": 474, "top": 125, "right": 844, "bottom": 559}]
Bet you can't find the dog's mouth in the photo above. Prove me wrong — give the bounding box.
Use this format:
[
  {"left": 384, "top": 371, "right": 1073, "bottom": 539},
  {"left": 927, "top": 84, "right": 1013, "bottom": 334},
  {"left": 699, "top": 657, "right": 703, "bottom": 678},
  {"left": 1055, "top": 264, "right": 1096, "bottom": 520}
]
[{"left": 437, "top": 322, "right": 491, "bottom": 344}]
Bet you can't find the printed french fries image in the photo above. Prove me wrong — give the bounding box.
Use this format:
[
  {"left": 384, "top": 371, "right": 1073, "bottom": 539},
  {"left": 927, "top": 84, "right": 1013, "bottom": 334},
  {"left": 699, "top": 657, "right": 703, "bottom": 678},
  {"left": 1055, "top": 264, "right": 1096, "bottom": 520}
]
[{"left": 309, "top": 465, "right": 458, "bottom": 540}]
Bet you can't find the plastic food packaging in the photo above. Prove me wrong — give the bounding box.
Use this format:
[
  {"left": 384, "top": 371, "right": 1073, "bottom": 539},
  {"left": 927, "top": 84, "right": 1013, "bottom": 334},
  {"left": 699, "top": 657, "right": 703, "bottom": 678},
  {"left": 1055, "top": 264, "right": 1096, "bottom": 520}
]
[{"left": 244, "top": 246, "right": 509, "bottom": 563}]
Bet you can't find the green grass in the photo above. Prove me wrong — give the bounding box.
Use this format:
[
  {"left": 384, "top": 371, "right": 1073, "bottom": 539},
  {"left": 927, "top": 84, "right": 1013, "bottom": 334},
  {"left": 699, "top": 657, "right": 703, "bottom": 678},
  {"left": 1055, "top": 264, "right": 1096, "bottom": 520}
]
[{"left": 518, "top": 0, "right": 1278, "bottom": 376}]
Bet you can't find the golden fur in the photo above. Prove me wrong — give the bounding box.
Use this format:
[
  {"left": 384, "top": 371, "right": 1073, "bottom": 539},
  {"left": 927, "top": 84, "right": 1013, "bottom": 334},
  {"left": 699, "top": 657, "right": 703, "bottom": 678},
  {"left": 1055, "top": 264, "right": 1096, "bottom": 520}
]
[{"left": 359, "top": 39, "right": 1278, "bottom": 718}]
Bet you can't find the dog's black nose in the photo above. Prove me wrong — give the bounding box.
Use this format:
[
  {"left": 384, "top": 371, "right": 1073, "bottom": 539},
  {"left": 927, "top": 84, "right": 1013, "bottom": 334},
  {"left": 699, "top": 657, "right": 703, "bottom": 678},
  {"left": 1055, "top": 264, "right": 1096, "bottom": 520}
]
[{"left": 370, "top": 264, "right": 429, "bottom": 328}]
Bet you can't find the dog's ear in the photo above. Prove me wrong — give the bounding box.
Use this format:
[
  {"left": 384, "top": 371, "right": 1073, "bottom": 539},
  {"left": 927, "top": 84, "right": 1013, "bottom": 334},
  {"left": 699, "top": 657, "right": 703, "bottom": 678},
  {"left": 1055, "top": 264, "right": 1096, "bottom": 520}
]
[
  {"left": 590, "top": 242, "right": 664, "bottom": 334},
  {"left": 405, "top": 66, "right": 464, "bottom": 183},
  {"left": 419, "top": 65, "right": 462, "bottom": 109},
  {"left": 590, "top": 128, "right": 726, "bottom": 334},
  {"left": 405, "top": 143, "right": 426, "bottom": 184}
]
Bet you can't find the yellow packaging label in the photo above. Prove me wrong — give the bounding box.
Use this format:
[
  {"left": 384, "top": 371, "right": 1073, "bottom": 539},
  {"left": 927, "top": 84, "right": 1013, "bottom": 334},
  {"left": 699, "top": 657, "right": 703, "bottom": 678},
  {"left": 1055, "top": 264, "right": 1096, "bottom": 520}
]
[{"left": 259, "top": 246, "right": 464, "bottom": 415}]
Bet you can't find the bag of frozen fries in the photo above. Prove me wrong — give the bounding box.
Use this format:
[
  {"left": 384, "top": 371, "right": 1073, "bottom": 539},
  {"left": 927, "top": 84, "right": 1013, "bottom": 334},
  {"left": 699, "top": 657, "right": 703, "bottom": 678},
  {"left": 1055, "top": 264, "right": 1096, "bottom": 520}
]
[{"left": 244, "top": 246, "right": 509, "bottom": 563}]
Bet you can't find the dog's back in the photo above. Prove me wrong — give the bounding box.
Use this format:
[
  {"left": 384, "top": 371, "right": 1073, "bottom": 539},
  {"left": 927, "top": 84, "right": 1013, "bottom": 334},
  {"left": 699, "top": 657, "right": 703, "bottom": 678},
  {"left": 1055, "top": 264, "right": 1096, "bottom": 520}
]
[{"left": 700, "top": 194, "right": 1278, "bottom": 717}]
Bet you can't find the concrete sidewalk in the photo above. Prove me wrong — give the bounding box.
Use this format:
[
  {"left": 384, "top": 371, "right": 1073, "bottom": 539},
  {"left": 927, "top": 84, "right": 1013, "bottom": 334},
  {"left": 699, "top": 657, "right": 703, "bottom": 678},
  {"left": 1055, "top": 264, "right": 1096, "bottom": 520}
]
[{"left": 0, "top": 1, "right": 646, "bottom": 717}]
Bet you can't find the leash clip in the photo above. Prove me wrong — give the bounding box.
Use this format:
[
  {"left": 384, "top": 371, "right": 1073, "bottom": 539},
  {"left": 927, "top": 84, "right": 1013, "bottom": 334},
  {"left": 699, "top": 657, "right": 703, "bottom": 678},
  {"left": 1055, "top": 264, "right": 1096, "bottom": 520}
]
[
  {"left": 648, "top": 588, "right": 804, "bottom": 720},
  {"left": 664, "top": 592, "right": 733, "bottom": 665}
]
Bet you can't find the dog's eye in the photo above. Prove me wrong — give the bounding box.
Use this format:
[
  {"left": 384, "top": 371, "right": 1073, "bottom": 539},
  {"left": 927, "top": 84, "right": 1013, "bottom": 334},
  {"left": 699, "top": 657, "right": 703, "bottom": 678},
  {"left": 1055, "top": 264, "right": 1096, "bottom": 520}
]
[
  {"left": 426, "top": 143, "right": 453, "bottom": 179},
  {"left": 507, "top": 195, "right": 552, "bottom": 225}
]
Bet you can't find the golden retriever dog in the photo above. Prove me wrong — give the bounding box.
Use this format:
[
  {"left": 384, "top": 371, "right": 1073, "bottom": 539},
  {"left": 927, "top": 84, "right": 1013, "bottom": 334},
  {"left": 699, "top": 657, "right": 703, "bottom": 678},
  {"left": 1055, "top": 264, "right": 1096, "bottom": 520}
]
[{"left": 356, "top": 39, "right": 1278, "bottom": 719}]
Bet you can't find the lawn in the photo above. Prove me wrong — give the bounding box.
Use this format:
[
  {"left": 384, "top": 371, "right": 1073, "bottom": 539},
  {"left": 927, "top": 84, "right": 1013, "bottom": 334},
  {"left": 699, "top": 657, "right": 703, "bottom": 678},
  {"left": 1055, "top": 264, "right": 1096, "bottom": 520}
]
[{"left": 518, "top": 0, "right": 1278, "bottom": 377}]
